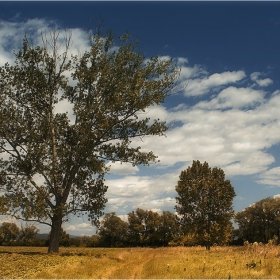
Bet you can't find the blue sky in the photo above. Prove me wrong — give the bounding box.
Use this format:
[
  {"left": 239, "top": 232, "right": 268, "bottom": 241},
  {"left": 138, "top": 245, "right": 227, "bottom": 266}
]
[{"left": 1, "top": 1, "right": 280, "bottom": 235}]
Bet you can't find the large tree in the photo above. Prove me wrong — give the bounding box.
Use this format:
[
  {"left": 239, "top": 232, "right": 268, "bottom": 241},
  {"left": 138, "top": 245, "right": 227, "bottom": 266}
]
[
  {"left": 235, "top": 196, "right": 280, "bottom": 243},
  {"left": 175, "top": 160, "right": 235, "bottom": 249},
  {"left": 0, "top": 30, "right": 179, "bottom": 253}
]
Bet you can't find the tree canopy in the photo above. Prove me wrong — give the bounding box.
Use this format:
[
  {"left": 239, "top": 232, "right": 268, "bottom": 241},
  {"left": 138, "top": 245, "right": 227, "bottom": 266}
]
[
  {"left": 0, "top": 30, "right": 179, "bottom": 253},
  {"left": 18, "top": 224, "right": 40, "bottom": 246},
  {"left": 175, "top": 160, "right": 236, "bottom": 249},
  {"left": 235, "top": 196, "right": 280, "bottom": 244},
  {"left": 0, "top": 222, "right": 20, "bottom": 245},
  {"left": 98, "top": 212, "right": 129, "bottom": 247},
  {"left": 127, "top": 208, "right": 178, "bottom": 246}
]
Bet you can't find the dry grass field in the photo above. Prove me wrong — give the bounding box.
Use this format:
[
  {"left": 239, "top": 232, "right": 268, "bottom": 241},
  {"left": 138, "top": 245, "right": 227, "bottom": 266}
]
[{"left": 1, "top": 245, "right": 280, "bottom": 279}]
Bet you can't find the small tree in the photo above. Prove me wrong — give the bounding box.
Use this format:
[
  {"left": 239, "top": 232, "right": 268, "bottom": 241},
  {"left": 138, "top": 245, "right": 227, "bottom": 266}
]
[
  {"left": 18, "top": 224, "right": 40, "bottom": 246},
  {"left": 0, "top": 222, "right": 20, "bottom": 245},
  {"left": 127, "top": 208, "right": 161, "bottom": 246},
  {"left": 175, "top": 160, "right": 235, "bottom": 250},
  {"left": 0, "top": 29, "right": 179, "bottom": 253},
  {"left": 98, "top": 212, "right": 128, "bottom": 247},
  {"left": 158, "top": 211, "right": 179, "bottom": 246},
  {"left": 72, "top": 235, "right": 101, "bottom": 247},
  {"left": 127, "top": 209, "right": 144, "bottom": 246}
]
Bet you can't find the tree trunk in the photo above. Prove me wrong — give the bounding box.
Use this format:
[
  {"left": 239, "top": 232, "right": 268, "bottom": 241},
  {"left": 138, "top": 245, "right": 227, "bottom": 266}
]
[
  {"left": 206, "top": 219, "right": 211, "bottom": 250},
  {"left": 205, "top": 241, "right": 211, "bottom": 250},
  {"left": 48, "top": 213, "right": 63, "bottom": 253}
]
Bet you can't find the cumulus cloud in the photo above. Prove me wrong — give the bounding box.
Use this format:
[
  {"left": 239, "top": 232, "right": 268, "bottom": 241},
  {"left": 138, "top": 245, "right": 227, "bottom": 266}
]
[
  {"left": 129, "top": 88, "right": 280, "bottom": 177},
  {"left": 250, "top": 72, "right": 273, "bottom": 87},
  {"left": 149, "top": 198, "right": 176, "bottom": 208},
  {"left": 137, "top": 105, "right": 169, "bottom": 125},
  {"left": 195, "top": 87, "right": 265, "bottom": 109},
  {"left": 176, "top": 57, "right": 188, "bottom": 65},
  {"left": 182, "top": 70, "right": 246, "bottom": 96},
  {"left": 65, "top": 222, "right": 96, "bottom": 236},
  {"left": 0, "top": 18, "right": 90, "bottom": 68},
  {"left": 0, "top": 18, "right": 54, "bottom": 65},
  {"left": 106, "top": 161, "right": 139, "bottom": 175},
  {"left": 117, "top": 214, "right": 128, "bottom": 222},
  {"left": 179, "top": 64, "right": 208, "bottom": 81},
  {"left": 257, "top": 167, "right": 280, "bottom": 187},
  {"left": 105, "top": 171, "right": 179, "bottom": 214}
]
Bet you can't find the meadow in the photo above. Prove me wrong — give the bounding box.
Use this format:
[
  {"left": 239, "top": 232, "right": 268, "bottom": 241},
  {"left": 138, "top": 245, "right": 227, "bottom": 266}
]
[{"left": 1, "top": 245, "right": 280, "bottom": 279}]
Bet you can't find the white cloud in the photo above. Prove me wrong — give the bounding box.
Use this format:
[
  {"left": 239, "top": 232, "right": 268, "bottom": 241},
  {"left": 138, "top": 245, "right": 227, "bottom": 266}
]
[
  {"left": 250, "top": 72, "right": 273, "bottom": 87},
  {"left": 257, "top": 167, "right": 280, "bottom": 187},
  {"left": 107, "top": 161, "right": 139, "bottom": 175},
  {"left": 64, "top": 222, "right": 96, "bottom": 236},
  {"left": 0, "top": 19, "right": 90, "bottom": 67},
  {"left": 128, "top": 85, "right": 280, "bottom": 177},
  {"left": 195, "top": 87, "right": 265, "bottom": 109},
  {"left": 137, "top": 105, "right": 169, "bottom": 125},
  {"left": 117, "top": 214, "right": 128, "bottom": 222},
  {"left": 55, "top": 98, "right": 76, "bottom": 125},
  {"left": 149, "top": 198, "right": 176, "bottom": 208},
  {"left": 176, "top": 57, "right": 188, "bottom": 65},
  {"left": 158, "top": 55, "right": 172, "bottom": 62},
  {"left": 182, "top": 70, "right": 246, "bottom": 96},
  {"left": 0, "top": 19, "right": 54, "bottom": 65},
  {"left": 179, "top": 64, "right": 208, "bottom": 80},
  {"left": 105, "top": 171, "right": 179, "bottom": 214}
]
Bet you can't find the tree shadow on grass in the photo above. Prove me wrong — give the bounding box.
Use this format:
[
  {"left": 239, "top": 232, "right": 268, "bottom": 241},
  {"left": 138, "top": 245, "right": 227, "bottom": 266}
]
[{"left": 0, "top": 249, "right": 46, "bottom": 255}]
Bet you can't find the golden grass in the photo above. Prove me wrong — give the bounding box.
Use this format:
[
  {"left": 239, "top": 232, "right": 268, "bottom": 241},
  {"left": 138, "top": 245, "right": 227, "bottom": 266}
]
[{"left": 1, "top": 245, "right": 280, "bottom": 279}]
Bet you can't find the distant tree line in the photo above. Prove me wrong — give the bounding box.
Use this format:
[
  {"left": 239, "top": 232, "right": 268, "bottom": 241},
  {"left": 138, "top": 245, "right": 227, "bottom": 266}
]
[
  {"left": 0, "top": 222, "right": 100, "bottom": 247},
  {"left": 0, "top": 223, "right": 41, "bottom": 246},
  {"left": 1, "top": 160, "right": 279, "bottom": 248},
  {"left": 98, "top": 210, "right": 179, "bottom": 247},
  {"left": 1, "top": 195, "right": 280, "bottom": 248},
  {"left": 0, "top": 210, "right": 179, "bottom": 248}
]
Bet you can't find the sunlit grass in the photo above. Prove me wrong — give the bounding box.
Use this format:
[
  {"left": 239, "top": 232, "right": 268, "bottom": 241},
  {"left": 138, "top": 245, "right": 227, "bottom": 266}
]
[{"left": 1, "top": 245, "right": 280, "bottom": 278}]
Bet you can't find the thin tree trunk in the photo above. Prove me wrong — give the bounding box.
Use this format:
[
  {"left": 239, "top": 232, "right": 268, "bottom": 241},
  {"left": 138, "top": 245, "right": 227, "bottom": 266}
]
[
  {"left": 206, "top": 218, "right": 211, "bottom": 250},
  {"left": 206, "top": 241, "right": 211, "bottom": 250},
  {"left": 48, "top": 212, "right": 63, "bottom": 253}
]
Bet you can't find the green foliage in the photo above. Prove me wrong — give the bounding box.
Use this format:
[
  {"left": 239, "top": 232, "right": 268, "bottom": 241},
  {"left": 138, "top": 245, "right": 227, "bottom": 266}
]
[
  {"left": 0, "top": 30, "right": 179, "bottom": 253},
  {"left": 158, "top": 211, "right": 180, "bottom": 246},
  {"left": 235, "top": 196, "right": 280, "bottom": 243},
  {"left": 98, "top": 212, "right": 129, "bottom": 247},
  {"left": 175, "top": 160, "right": 236, "bottom": 248},
  {"left": 70, "top": 235, "right": 101, "bottom": 247},
  {"left": 127, "top": 209, "right": 178, "bottom": 246},
  {"left": 18, "top": 224, "right": 40, "bottom": 246},
  {"left": 0, "top": 222, "right": 20, "bottom": 245}
]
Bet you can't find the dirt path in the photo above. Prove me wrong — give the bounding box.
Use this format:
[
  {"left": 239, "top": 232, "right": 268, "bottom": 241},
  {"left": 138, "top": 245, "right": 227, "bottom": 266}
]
[{"left": 101, "top": 249, "right": 157, "bottom": 279}]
